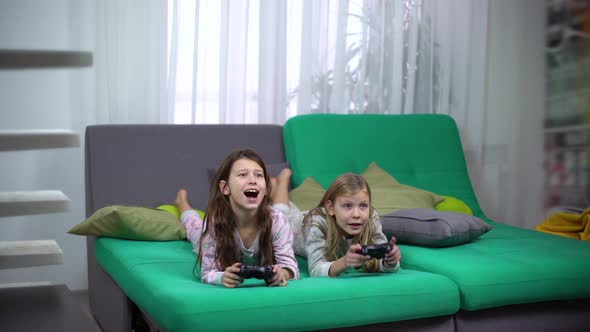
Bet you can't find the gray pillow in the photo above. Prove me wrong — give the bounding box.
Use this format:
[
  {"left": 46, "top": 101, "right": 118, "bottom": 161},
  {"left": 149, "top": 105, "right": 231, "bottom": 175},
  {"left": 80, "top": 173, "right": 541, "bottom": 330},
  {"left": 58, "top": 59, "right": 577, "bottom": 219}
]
[{"left": 381, "top": 208, "right": 492, "bottom": 247}]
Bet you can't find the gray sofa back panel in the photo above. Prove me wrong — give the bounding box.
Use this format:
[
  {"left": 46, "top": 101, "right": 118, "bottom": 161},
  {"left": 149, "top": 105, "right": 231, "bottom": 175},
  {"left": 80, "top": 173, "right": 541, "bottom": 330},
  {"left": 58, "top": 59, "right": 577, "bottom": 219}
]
[{"left": 84, "top": 124, "right": 285, "bottom": 216}]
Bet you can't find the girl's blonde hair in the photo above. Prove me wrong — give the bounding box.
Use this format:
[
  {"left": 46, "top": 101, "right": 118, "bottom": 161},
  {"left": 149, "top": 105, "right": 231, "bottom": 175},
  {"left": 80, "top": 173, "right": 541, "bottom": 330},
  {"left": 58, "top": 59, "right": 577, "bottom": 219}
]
[
  {"left": 302, "top": 173, "right": 380, "bottom": 272},
  {"left": 197, "top": 149, "right": 274, "bottom": 271}
]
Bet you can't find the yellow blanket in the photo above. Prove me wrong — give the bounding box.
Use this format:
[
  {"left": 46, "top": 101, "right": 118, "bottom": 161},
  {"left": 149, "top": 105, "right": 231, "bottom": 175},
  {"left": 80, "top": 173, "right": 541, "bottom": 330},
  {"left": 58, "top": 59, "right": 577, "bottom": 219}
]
[{"left": 535, "top": 208, "right": 590, "bottom": 241}]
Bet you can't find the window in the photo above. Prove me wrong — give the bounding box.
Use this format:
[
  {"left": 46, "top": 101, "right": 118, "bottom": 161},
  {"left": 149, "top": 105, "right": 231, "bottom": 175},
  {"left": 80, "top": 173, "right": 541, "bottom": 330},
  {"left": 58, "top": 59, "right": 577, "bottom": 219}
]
[{"left": 166, "top": 0, "right": 366, "bottom": 124}]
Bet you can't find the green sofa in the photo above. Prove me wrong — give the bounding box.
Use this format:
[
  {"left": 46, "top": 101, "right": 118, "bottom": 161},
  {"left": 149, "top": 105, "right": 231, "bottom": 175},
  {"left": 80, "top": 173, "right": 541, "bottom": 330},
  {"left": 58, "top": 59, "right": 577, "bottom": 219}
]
[
  {"left": 84, "top": 116, "right": 590, "bottom": 332},
  {"left": 85, "top": 123, "right": 458, "bottom": 332},
  {"left": 283, "top": 113, "right": 590, "bottom": 331}
]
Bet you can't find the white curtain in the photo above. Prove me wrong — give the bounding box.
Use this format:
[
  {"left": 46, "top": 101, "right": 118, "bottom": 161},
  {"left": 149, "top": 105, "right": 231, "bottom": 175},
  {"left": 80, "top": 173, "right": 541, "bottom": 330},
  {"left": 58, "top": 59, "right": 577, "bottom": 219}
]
[
  {"left": 95, "top": 0, "right": 168, "bottom": 124},
  {"left": 163, "top": 0, "right": 544, "bottom": 227},
  {"left": 294, "top": 0, "right": 502, "bottom": 223},
  {"left": 165, "top": 0, "right": 495, "bottom": 204},
  {"left": 166, "top": 0, "right": 300, "bottom": 124},
  {"left": 165, "top": 0, "right": 488, "bottom": 128}
]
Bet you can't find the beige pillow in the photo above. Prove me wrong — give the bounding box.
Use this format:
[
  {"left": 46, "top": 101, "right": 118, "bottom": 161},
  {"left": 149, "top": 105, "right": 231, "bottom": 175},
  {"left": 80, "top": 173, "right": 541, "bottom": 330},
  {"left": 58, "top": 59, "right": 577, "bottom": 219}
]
[
  {"left": 288, "top": 177, "right": 326, "bottom": 211},
  {"left": 361, "top": 162, "right": 444, "bottom": 216}
]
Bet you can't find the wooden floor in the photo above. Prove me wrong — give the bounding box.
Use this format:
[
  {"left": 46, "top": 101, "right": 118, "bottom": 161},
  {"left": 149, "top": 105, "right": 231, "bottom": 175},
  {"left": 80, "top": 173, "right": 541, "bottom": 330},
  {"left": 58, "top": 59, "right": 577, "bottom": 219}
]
[
  {"left": 72, "top": 289, "right": 104, "bottom": 332},
  {"left": 0, "top": 285, "right": 103, "bottom": 332}
]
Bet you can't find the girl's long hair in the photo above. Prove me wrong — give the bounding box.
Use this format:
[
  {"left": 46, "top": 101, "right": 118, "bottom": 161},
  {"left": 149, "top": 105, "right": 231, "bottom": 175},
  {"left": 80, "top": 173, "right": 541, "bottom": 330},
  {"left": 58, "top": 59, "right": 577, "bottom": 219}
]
[
  {"left": 197, "top": 149, "right": 274, "bottom": 272},
  {"left": 302, "top": 173, "right": 380, "bottom": 272}
]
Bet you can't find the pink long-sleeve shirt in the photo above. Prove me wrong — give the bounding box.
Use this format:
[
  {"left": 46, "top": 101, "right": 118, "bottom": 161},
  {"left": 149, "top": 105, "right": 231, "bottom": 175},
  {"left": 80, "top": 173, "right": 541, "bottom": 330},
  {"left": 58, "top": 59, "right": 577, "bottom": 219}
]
[{"left": 181, "top": 207, "right": 300, "bottom": 285}]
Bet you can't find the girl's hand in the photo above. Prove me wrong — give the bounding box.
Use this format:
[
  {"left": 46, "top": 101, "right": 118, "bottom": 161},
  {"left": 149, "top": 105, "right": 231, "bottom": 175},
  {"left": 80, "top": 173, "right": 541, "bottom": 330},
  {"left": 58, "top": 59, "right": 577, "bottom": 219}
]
[
  {"left": 221, "top": 262, "right": 243, "bottom": 288},
  {"left": 344, "top": 244, "right": 371, "bottom": 268},
  {"left": 383, "top": 237, "right": 401, "bottom": 268},
  {"left": 267, "top": 265, "right": 289, "bottom": 287},
  {"left": 328, "top": 244, "right": 370, "bottom": 277}
]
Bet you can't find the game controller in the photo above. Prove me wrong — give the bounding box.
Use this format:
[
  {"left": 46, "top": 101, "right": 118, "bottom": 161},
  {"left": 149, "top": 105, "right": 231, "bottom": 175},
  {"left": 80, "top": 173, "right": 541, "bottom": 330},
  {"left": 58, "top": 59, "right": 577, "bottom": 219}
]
[
  {"left": 356, "top": 243, "right": 392, "bottom": 259},
  {"left": 238, "top": 265, "right": 274, "bottom": 283}
]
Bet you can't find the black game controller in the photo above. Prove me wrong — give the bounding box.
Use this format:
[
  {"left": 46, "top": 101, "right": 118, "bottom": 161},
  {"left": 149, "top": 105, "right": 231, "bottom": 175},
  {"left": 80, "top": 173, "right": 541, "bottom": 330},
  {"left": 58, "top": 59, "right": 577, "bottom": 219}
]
[
  {"left": 356, "top": 243, "right": 392, "bottom": 259},
  {"left": 238, "top": 265, "right": 274, "bottom": 283}
]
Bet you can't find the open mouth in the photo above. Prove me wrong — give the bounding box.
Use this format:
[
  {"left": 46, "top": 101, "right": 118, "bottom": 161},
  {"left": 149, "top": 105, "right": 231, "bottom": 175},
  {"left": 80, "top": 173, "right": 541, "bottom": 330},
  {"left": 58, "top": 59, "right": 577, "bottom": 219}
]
[
  {"left": 244, "top": 189, "right": 259, "bottom": 199},
  {"left": 349, "top": 223, "right": 362, "bottom": 229}
]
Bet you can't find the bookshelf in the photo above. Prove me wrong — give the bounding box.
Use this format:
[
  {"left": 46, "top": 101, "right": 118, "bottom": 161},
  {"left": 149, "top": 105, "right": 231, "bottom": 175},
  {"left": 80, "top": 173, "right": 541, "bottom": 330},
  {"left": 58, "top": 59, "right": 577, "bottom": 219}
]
[{"left": 544, "top": 55, "right": 590, "bottom": 212}]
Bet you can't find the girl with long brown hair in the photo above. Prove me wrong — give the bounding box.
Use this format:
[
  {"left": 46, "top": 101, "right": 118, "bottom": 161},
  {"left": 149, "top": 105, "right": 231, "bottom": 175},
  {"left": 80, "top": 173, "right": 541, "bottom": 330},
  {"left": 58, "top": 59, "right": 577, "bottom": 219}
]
[{"left": 175, "top": 149, "right": 299, "bottom": 287}]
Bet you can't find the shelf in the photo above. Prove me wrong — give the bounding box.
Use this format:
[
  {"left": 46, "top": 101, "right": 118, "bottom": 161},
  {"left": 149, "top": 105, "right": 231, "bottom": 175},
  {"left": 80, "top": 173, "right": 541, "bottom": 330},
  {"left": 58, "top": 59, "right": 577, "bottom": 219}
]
[
  {"left": 0, "top": 129, "right": 79, "bottom": 151},
  {"left": 0, "top": 50, "right": 93, "bottom": 69},
  {"left": 0, "top": 284, "right": 100, "bottom": 332},
  {"left": 0, "top": 47, "right": 91, "bottom": 312},
  {"left": 0, "top": 190, "right": 70, "bottom": 217},
  {"left": 0, "top": 281, "right": 53, "bottom": 289},
  {"left": 0, "top": 240, "right": 63, "bottom": 269},
  {"left": 544, "top": 124, "right": 590, "bottom": 134}
]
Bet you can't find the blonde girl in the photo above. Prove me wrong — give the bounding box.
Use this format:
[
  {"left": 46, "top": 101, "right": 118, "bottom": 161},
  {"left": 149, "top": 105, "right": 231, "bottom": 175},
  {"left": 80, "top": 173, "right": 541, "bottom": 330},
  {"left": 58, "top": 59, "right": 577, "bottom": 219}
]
[{"left": 272, "top": 170, "right": 400, "bottom": 277}]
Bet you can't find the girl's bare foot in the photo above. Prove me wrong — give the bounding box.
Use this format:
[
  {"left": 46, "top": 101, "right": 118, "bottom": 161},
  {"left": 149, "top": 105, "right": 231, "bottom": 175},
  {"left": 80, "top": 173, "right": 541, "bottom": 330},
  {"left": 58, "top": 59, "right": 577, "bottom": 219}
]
[
  {"left": 277, "top": 168, "right": 292, "bottom": 184},
  {"left": 175, "top": 189, "right": 192, "bottom": 213},
  {"left": 270, "top": 177, "right": 278, "bottom": 191},
  {"left": 270, "top": 168, "right": 292, "bottom": 205}
]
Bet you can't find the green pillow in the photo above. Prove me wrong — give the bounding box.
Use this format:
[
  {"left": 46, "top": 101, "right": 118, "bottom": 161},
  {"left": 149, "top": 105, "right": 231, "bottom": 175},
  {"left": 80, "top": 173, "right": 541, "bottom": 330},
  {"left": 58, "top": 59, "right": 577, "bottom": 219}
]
[
  {"left": 68, "top": 205, "right": 186, "bottom": 241},
  {"left": 361, "top": 162, "right": 444, "bottom": 216},
  {"left": 435, "top": 196, "right": 473, "bottom": 215},
  {"left": 156, "top": 204, "right": 205, "bottom": 219},
  {"left": 288, "top": 177, "right": 326, "bottom": 211}
]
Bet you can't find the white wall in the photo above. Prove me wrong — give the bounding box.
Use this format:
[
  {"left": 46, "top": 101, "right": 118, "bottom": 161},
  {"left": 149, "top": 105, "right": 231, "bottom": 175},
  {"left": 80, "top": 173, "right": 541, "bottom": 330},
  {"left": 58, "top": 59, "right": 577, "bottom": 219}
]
[{"left": 0, "top": 0, "right": 95, "bottom": 290}]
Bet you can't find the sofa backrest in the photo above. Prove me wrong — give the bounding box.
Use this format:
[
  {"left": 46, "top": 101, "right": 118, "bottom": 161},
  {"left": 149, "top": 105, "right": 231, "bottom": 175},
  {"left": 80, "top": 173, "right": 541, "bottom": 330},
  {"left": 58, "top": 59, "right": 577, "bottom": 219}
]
[
  {"left": 85, "top": 124, "right": 285, "bottom": 216},
  {"left": 283, "top": 113, "right": 483, "bottom": 216}
]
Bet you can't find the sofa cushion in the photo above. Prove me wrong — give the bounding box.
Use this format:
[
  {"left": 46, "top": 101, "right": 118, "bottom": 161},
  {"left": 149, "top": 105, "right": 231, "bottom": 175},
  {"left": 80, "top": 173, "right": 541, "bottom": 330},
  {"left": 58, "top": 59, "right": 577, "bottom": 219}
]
[
  {"left": 68, "top": 205, "right": 186, "bottom": 241},
  {"left": 156, "top": 204, "right": 205, "bottom": 219},
  {"left": 362, "top": 162, "right": 444, "bottom": 216},
  {"left": 95, "top": 237, "right": 460, "bottom": 331},
  {"left": 381, "top": 208, "right": 492, "bottom": 247},
  {"left": 435, "top": 196, "right": 473, "bottom": 215},
  {"left": 400, "top": 222, "right": 590, "bottom": 310},
  {"left": 288, "top": 176, "right": 325, "bottom": 211}
]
